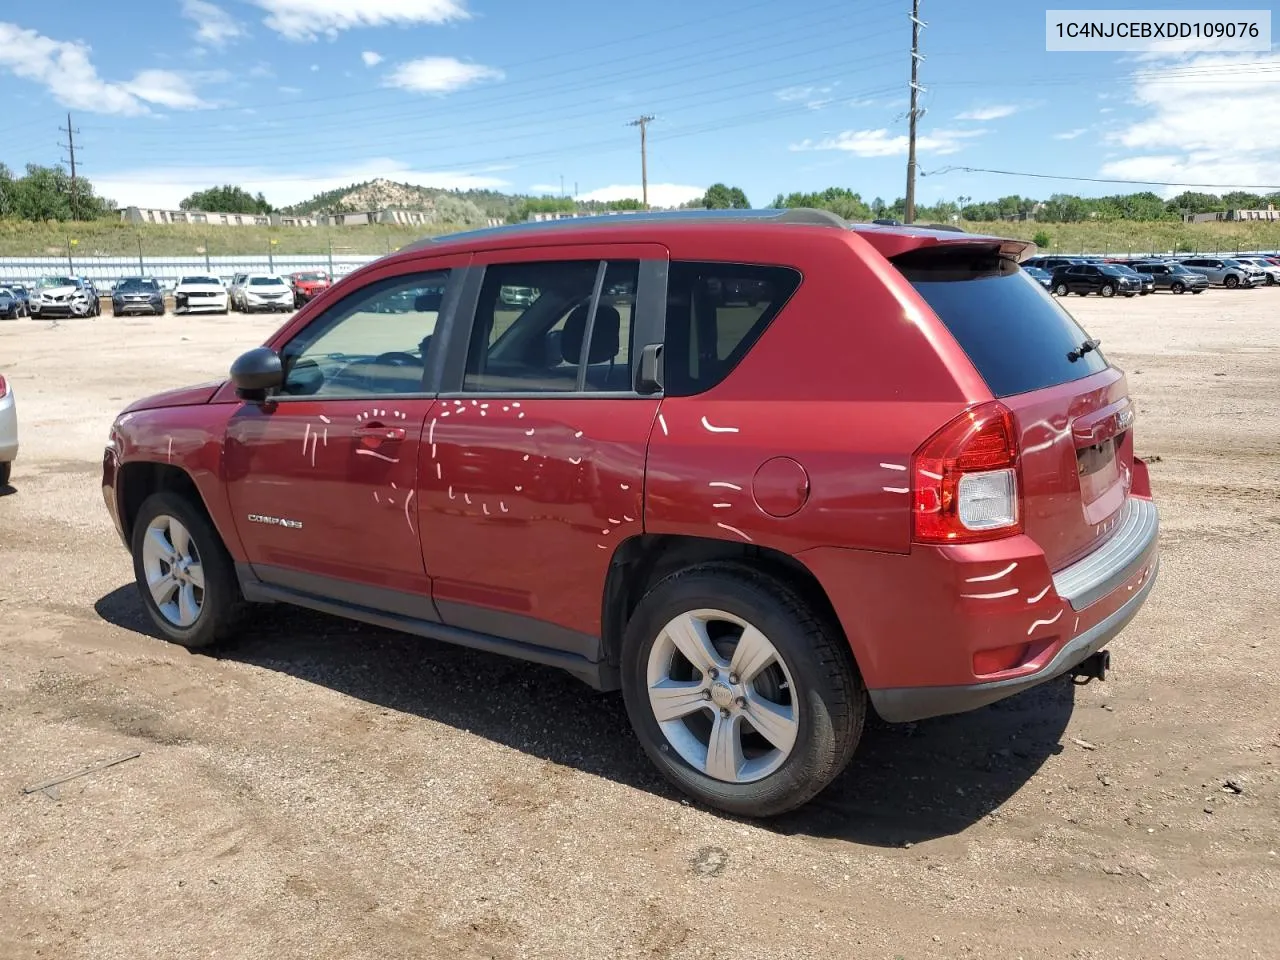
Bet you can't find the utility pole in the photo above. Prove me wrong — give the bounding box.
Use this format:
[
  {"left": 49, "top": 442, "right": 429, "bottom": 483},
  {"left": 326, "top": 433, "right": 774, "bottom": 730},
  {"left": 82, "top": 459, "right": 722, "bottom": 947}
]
[
  {"left": 628, "top": 115, "right": 655, "bottom": 209},
  {"left": 904, "top": 0, "right": 926, "bottom": 224},
  {"left": 59, "top": 112, "right": 81, "bottom": 220}
]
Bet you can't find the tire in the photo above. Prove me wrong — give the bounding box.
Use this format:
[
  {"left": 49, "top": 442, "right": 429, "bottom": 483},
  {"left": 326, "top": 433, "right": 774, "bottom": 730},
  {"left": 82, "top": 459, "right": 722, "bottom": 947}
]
[
  {"left": 619, "top": 563, "right": 866, "bottom": 817},
  {"left": 1224, "top": 274, "right": 1240, "bottom": 289},
  {"left": 1054, "top": 282, "right": 1069, "bottom": 297},
  {"left": 1100, "top": 283, "right": 1116, "bottom": 298},
  {"left": 1171, "top": 281, "right": 1185, "bottom": 294},
  {"left": 0, "top": 461, "right": 11, "bottom": 486},
  {"left": 130, "top": 490, "right": 245, "bottom": 649},
  {"left": 1192, "top": 288, "right": 1204, "bottom": 294}
]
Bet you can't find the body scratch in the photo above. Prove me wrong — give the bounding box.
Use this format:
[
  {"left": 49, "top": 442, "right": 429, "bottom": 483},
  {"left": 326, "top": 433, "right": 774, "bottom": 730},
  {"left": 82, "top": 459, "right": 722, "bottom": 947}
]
[
  {"left": 620, "top": 483, "right": 630, "bottom": 491},
  {"left": 355, "top": 448, "right": 399, "bottom": 463},
  {"left": 166, "top": 437, "right": 173, "bottom": 462},
  {"left": 961, "top": 588, "right": 1018, "bottom": 600},
  {"left": 403, "top": 489, "right": 415, "bottom": 534},
  {"left": 428, "top": 418, "right": 436, "bottom": 444},
  {"left": 500, "top": 501, "right": 508, "bottom": 512},
  {"left": 966, "top": 562, "right": 1019, "bottom": 583},
  {"left": 318, "top": 414, "right": 331, "bottom": 424},
  {"left": 623, "top": 514, "right": 634, "bottom": 522},
  {"left": 574, "top": 430, "right": 583, "bottom": 438},
  {"left": 1027, "top": 610, "right": 1064, "bottom": 635},
  {"left": 701, "top": 416, "right": 739, "bottom": 434},
  {"left": 448, "top": 485, "right": 455, "bottom": 500},
  {"left": 919, "top": 468, "right": 943, "bottom": 480},
  {"left": 657, "top": 413, "right": 668, "bottom": 436},
  {"left": 464, "top": 493, "right": 471, "bottom": 505},
  {"left": 525, "top": 428, "right": 535, "bottom": 436},
  {"left": 435, "top": 462, "right": 442, "bottom": 479},
  {"left": 569, "top": 457, "right": 582, "bottom": 465},
  {"left": 712, "top": 502, "right": 732, "bottom": 508},
  {"left": 709, "top": 481, "right": 742, "bottom": 491},
  {"left": 879, "top": 462, "right": 906, "bottom": 471},
  {"left": 1026, "top": 585, "right": 1051, "bottom": 603},
  {"left": 882, "top": 486, "right": 909, "bottom": 494},
  {"left": 483, "top": 503, "right": 490, "bottom": 515},
  {"left": 322, "top": 428, "right": 327, "bottom": 446},
  {"left": 302, "top": 423, "right": 311, "bottom": 453},
  {"left": 716, "top": 522, "right": 752, "bottom": 542}
]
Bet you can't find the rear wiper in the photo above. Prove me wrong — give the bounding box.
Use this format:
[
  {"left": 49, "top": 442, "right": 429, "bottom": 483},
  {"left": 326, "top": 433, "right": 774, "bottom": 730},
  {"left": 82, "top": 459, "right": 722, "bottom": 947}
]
[{"left": 1067, "top": 337, "right": 1101, "bottom": 362}]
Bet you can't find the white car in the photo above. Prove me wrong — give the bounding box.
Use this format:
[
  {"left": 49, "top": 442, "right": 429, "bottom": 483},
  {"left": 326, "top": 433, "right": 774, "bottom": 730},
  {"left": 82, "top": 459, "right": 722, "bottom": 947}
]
[
  {"left": 0, "top": 373, "right": 17, "bottom": 487},
  {"left": 172, "top": 275, "right": 230, "bottom": 315},
  {"left": 240, "top": 273, "right": 295, "bottom": 313},
  {"left": 28, "top": 275, "right": 98, "bottom": 318},
  {"left": 1236, "top": 257, "right": 1280, "bottom": 286}
]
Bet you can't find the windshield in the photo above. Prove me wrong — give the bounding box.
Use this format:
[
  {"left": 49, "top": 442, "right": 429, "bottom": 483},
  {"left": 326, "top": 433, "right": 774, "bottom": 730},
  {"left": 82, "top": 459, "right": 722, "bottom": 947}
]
[
  {"left": 1109, "top": 265, "right": 1138, "bottom": 275},
  {"left": 181, "top": 276, "right": 221, "bottom": 286},
  {"left": 118, "top": 279, "right": 159, "bottom": 292},
  {"left": 250, "top": 277, "right": 286, "bottom": 286},
  {"left": 0, "top": 288, "right": 12, "bottom": 298},
  {"left": 37, "top": 276, "right": 76, "bottom": 288}
]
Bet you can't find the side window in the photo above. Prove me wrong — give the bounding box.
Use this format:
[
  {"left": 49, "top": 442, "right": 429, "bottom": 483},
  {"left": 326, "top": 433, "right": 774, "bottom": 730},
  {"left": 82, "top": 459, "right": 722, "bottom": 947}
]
[
  {"left": 463, "top": 259, "right": 639, "bottom": 394},
  {"left": 662, "top": 261, "right": 802, "bottom": 397},
  {"left": 277, "top": 270, "right": 449, "bottom": 398}
]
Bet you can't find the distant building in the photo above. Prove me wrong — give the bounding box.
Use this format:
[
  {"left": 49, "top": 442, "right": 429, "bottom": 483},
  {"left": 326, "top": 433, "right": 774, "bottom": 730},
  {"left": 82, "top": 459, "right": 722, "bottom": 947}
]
[
  {"left": 1181, "top": 205, "right": 1278, "bottom": 223},
  {"left": 525, "top": 210, "right": 645, "bottom": 222},
  {"left": 118, "top": 206, "right": 503, "bottom": 229}
]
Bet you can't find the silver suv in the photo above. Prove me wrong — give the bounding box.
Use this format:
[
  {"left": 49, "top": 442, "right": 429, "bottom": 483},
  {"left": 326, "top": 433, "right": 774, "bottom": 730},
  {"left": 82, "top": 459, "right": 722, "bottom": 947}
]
[
  {"left": 1233, "top": 257, "right": 1280, "bottom": 286},
  {"left": 1178, "top": 257, "right": 1262, "bottom": 289},
  {"left": 1129, "top": 260, "right": 1209, "bottom": 294}
]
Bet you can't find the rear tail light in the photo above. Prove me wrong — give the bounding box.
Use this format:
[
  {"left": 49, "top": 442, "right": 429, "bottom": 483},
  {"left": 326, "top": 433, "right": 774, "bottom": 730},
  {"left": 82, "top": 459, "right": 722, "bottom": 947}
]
[
  {"left": 0, "top": 375, "right": 7, "bottom": 399},
  {"left": 912, "top": 400, "right": 1022, "bottom": 544}
]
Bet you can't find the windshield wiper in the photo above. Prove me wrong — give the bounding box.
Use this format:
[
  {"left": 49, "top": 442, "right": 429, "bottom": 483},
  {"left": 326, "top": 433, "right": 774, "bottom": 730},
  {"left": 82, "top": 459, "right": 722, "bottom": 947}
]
[{"left": 1067, "top": 337, "right": 1101, "bottom": 362}]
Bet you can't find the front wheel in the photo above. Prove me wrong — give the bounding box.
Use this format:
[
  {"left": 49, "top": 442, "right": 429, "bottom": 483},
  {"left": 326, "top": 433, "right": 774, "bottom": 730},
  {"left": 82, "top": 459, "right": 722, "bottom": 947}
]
[
  {"left": 131, "top": 491, "right": 244, "bottom": 648},
  {"left": 1100, "top": 283, "right": 1116, "bottom": 298},
  {"left": 620, "top": 564, "right": 865, "bottom": 817},
  {"left": 1171, "top": 281, "right": 1185, "bottom": 294},
  {"left": 1054, "top": 282, "right": 1069, "bottom": 297},
  {"left": 1224, "top": 274, "right": 1240, "bottom": 289}
]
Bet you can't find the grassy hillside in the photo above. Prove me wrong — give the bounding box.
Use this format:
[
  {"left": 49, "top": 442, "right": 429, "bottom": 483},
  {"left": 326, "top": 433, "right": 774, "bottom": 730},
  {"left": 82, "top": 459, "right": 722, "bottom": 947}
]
[{"left": 1, "top": 215, "right": 1278, "bottom": 259}]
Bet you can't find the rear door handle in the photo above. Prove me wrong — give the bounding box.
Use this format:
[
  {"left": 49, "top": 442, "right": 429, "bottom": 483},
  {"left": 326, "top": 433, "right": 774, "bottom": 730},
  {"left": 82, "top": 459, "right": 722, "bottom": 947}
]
[{"left": 353, "top": 424, "right": 406, "bottom": 442}]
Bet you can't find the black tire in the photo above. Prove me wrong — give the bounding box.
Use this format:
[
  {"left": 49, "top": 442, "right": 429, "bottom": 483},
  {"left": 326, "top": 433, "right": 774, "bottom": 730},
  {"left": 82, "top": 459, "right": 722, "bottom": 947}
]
[
  {"left": 620, "top": 563, "right": 866, "bottom": 817},
  {"left": 1192, "top": 288, "right": 1204, "bottom": 294},
  {"left": 1100, "top": 283, "right": 1116, "bottom": 298},
  {"left": 1054, "top": 282, "right": 1069, "bottom": 297},
  {"left": 0, "top": 460, "right": 11, "bottom": 486},
  {"left": 1224, "top": 274, "right": 1240, "bottom": 289},
  {"left": 1171, "top": 281, "right": 1185, "bottom": 294},
  {"left": 130, "top": 490, "right": 245, "bottom": 649}
]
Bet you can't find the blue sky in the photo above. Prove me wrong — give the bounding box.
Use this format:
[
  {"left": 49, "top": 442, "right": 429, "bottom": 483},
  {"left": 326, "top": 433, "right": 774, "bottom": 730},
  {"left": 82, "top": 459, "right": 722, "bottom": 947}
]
[{"left": 1, "top": 0, "right": 1276, "bottom": 210}]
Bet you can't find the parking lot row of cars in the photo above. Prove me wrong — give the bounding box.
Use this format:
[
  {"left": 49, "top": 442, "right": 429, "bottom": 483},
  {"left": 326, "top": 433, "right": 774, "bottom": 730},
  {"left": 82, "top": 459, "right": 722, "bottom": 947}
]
[
  {"left": 1021, "top": 253, "right": 1280, "bottom": 299},
  {"left": 0, "top": 270, "right": 333, "bottom": 319}
]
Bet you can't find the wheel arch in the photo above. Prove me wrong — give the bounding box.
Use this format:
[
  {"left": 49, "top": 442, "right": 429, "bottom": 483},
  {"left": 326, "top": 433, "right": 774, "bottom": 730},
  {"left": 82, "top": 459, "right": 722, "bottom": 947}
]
[{"left": 118, "top": 461, "right": 219, "bottom": 548}]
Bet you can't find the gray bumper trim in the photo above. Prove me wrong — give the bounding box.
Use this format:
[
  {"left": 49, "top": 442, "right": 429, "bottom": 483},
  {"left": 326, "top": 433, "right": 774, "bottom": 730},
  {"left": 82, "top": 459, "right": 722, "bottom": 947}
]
[
  {"left": 1053, "top": 496, "right": 1159, "bottom": 611},
  {"left": 869, "top": 555, "right": 1159, "bottom": 724}
]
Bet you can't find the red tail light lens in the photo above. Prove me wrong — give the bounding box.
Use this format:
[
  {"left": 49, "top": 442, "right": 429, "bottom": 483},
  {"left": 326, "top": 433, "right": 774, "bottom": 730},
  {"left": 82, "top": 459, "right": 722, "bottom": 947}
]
[
  {"left": 0, "top": 375, "right": 8, "bottom": 399},
  {"left": 912, "top": 400, "right": 1022, "bottom": 544}
]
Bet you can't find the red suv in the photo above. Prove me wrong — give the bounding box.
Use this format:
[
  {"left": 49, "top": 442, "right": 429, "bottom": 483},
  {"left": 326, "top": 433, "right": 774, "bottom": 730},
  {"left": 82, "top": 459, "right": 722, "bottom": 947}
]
[
  {"left": 289, "top": 270, "right": 332, "bottom": 308},
  {"left": 102, "top": 210, "right": 1160, "bottom": 816}
]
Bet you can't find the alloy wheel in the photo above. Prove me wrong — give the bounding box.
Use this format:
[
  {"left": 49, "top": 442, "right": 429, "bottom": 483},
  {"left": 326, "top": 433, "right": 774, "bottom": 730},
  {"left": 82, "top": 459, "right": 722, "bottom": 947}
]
[{"left": 140, "top": 514, "right": 205, "bottom": 628}]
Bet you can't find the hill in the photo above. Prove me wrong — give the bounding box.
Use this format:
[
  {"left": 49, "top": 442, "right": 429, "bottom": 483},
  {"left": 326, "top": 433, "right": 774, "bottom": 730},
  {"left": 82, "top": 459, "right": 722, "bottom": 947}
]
[{"left": 280, "top": 178, "right": 522, "bottom": 224}]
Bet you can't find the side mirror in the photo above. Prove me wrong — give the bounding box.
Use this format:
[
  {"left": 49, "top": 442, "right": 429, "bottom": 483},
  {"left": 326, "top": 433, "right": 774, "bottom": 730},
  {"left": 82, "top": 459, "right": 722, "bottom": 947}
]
[
  {"left": 231, "top": 346, "right": 284, "bottom": 401},
  {"left": 636, "top": 342, "right": 663, "bottom": 394}
]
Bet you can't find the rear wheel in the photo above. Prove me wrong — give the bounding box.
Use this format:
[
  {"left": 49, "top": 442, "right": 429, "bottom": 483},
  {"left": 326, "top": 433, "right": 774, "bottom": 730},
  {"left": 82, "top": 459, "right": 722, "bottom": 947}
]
[
  {"left": 131, "top": 491, "right": 244, "bottom": 649},
  {"left": 620, "top": 563, "right": 865, "bottom": 817},
  {"left": 0, "top": 461, "right": 11, "bottom": 486}
]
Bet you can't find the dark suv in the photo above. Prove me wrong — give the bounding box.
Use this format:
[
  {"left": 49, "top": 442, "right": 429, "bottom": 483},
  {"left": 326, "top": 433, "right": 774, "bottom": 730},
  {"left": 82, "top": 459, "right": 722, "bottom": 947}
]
[
  {"left": 101, "top": 209, "right": 1160, "bottom": 817},
  {"left": 1050, "top": 263, "right": 1142, "bottom": 298},
  {"left": 1128, "top": 260, "right": 1208, "bottom": 294},
  {"left": 112, "top": 276, "right": 166, "bottom": 315}
]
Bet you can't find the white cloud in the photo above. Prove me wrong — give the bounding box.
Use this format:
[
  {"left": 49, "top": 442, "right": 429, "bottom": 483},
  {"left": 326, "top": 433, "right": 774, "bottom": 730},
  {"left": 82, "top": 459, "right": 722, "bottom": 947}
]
[
  {"left": 1053, "top": 128, "right": 1088, "bottom": 140},
  {"left": 776, "top": 83, "right": 837, "bottom": 110},
  {"left": 955, "top": 104, "right": 1019, "bottom": 121},
  {"left": 361, "top": 50, "right": 383, "bottom": 67},
  {"left": 278, "top": 85, "right": 303, "bottom": 94},
  {"left": 529, "top": 183, "right": 563, "bottom": 194},
  {"left": 384, "top": 56, "right": 503, "bottom": 94},
  {"left": 310, "top": 64, "right": 320, "bottom": 72},
  {"left": 576, "top": 184, "right": 705, "bottom": 208},
  {"left": 250, "top": 0, "right": 469, "bottom": 41},
  {"left": 0, "top": 23, "right": 212, "bottom": 115},
  {"left": 1099, "top": 52, "right": 1280, "bottom": 196},
  {"left": 790, "top": 127, "right": 986, "bottom": 158},
  {"left": 95, "top": 158, "right": 513, "bottom": 210},
  {"left": 182, "top": 0, "right": 244, "bottom": 47}
]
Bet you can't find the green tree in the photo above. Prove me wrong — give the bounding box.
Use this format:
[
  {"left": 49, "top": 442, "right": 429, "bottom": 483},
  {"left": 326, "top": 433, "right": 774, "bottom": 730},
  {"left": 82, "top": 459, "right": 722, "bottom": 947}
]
[
  {"left": 701, "top": 183, "right": 750, "bottom": 209},
  {"left": 180, "top": 185, "right": 275, "bottom": 215},
  {"left": 772, "top": 187, "right": 870, "bottom": 220},
  {"left": 1032, "top": 229, "right": 1052, "bottom": 248}
]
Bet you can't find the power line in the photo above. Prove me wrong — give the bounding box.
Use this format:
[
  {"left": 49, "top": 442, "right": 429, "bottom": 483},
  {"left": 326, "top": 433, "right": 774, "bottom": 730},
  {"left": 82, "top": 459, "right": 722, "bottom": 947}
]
[
  {"left": 921, "top": 165, "right": 1280, "bottom": 191},
  {"left": 627, "top": 115, "right": 656, "bottom": 209},
  {"left": 904, "top": 0, "right": 925, "bottom": 223}
]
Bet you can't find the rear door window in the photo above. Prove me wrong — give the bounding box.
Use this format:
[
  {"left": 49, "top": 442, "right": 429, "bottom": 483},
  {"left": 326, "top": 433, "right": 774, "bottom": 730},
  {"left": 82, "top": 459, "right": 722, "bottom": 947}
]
[{"left": 894, "top": 245, "right": 1108, "bottom": 398}]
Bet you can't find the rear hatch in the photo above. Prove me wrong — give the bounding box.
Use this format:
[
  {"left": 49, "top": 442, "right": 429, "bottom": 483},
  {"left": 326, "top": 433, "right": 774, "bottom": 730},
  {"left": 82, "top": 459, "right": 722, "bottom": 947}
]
[{"left": 891, "top": 243, "right": 1133, "bottom": 571}]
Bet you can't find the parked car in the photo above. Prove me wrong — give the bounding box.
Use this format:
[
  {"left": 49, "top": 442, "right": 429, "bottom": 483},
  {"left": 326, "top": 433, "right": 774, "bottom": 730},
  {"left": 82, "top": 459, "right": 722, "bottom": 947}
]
[
  {"left": 1023, "top": 255, "right": 1087, "bottom": 272},
  {"left": 28, "top": 275, "right": 99, "bottom": 317},
  {"left": 101, "top": 209, "right": 1160, "bottom": 817},
  {"left": 1177, "top": 257, "right": 1261, "bottom": 288},
  {"left": 1233, "top": 256, "right": 1280, "bottom": 285},
  {"left": 227, "top": 273, "right": 249, "bottom": 311},
  {"left": 3, "top": 282, "right": 30, "bottom": 316},
  {"left": 0, "top": 286, "right": 22, "bottom": 320},
  {"left": 289, "top": 270, "right": 332, "bottom": 308},
  {"left": 173, "top": 275, "right": 230, "bottom": 315},
  {"left": 0, "top": 372, "right": 16, "bottom": 487},
  {"left": 1106, "top": 263, "right": 1154, "bottom": 295},
  {"left": 1128, "top": 260, "right": 1209, "bottom": 294},
  {"left": 1050, "top": 263, "right": 1142, "bottom": 298},
  {"left": 1022, "top": 264, "right": 1053, "bottom": 289},
  {"left": 239, "top": 273, "right": 294, "bottom": 313},
  {"left": 111, "top": 276, "right": 166, "bottom": 316}
]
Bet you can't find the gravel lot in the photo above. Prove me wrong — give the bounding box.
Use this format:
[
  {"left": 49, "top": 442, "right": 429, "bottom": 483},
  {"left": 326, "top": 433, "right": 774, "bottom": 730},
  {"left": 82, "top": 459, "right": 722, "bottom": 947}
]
[{"left": 1, "top": 290, "right": 1277, "bottom": 960}]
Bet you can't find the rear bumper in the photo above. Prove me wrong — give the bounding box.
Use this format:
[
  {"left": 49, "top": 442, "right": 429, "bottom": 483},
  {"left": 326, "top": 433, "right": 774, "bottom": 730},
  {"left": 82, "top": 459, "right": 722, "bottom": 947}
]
[{"left": 868, "top": 496, "right": 1160, "bottom": 722}]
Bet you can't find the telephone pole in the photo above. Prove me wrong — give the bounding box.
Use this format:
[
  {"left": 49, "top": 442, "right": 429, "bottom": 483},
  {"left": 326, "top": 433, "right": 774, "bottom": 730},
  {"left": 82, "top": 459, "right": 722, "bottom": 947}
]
[
  {"left": 59, "top": 112, "right": 81, "bottom": 220},
  {"left": 628, "top": 114, "right": 655, "bottom": 209},
  {"left": 904, "top": 0, "right": 926, "bottom": 224}
]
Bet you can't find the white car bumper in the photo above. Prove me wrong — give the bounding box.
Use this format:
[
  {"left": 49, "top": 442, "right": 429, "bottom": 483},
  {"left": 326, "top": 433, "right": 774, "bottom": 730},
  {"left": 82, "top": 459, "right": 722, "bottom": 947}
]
[
  {"left": 174, "top": 292, "right": 229, "bottom": 313},
  {"left": 244, "top": 293, "right": 294, "bottom": 311},
  {"left": 0, "top": 387, "right": 18, "bottom": 463}
]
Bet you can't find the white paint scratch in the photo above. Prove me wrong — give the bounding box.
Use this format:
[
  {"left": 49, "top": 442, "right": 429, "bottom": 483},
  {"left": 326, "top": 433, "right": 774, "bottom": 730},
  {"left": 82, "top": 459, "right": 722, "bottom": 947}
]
[
  {"left": 597, "top": 544, "right": 607, "bottom": 550},
  {"left": 441, "top": 410, "right": 450, "bottom": 418},
  {"left": 657, "top": 413, "right": 668, "bottom": 436},
  {"left": 1026, "top": 585, "right": 1051, "bottom": 603},
  {"left": 310, "top": 433, "right": 317, "bottom": 468},
  {"left": 623, "top": 515, "right": 634, "bottom": 522},
  {"left": 574, "top": 430, "right": 583, "bottom": 438},
  {"left": 480, "top": 403, "right": 489, "bottom": 410},
  {"left": 483, "top": 503, "right": 490, "bottom": 516},
  {"left": 302, "top": 423, "right": 311, "bottom": 453},
  {"left": 569, "top": 457, "right": 582, "bottom": 465},
  {"left": 712, "top": 502, "right": 732, "bottom": 509},
  {"left": 882, "top": 486, "right": 909, "bottom": 494},
  {"left": 966, "top": 563, "right": 1019, "bottom": 583},
  {"left": 428, "top": 418, "right": 436, "bottom": 444},
  {"left": 502, "top": 405, "right": 510, "bottom": 412},
  {"left": 435, "top": 462, "right": 442, "bottom": 480},
  {"left": 512, "top": 402, "right": 521, "bottom": 408},
  {"left": 608, "top": 518, "right": 621, "bottom": 525},
  {"left": 701, "top": 416, "right": 739, "bottom": 434},
  {"left": 500, "top": 501, "right": 508, "bottom": 513},
  {"left": 431, "top": 443, "right": 437, "bottom": 458},
  {"left": 709, "top": 481, "right": 743, "bottom": 491},
  {"left": 523, "top": 454, "right": 530, "bottom": 461},
  {"left": 518, "top": 411, "right": 526, "bottom": 419},
  {"left": 448, "top": 485, "right": 455, "bottom": 500},
  {"left": 601, "top": 528, "right": 610, "bottom": 535},
  {"left": 961, "top": 588, "right": 1019, "bottom": 600},
  {"left": 403, "top": 489, "right": 415, "bottom": 534},
  {"left": 515, "top": 485, "right": 523, "bottom": 492},
  {"left": 322, "top": 428, "right": 328, "bottom": 447},
  {"left": 391, "top": 482, "right": 397, "bottom": 489},
  {"left": 464, "top": 493, "right": 471, "bottom": 505},
  {"left": 525, "top": 428, "right": 535, "bottom": 436},
  {"left": 716, "top": 522, "right": 753, "bottom": 542},
  {"left": 373, "top": 492, "right": 380, "bottom": 503},
  {"left": 318, "top": 414, "right": 331, "bottom": 424},
  {"left": 620, "top": 483, "right": 630, "bottom": 491},
  {"left": 355, "top": 448, "right": 400, "bottom": 463},
  {"left": 166, "top": 437, "right": 173, "bottom": 463},
  {"left": 1027, "top": 610, "right": 1064, "bottom": 636},
  {"left": 879, "top": 462, "right": 907, "bottom": 471}
]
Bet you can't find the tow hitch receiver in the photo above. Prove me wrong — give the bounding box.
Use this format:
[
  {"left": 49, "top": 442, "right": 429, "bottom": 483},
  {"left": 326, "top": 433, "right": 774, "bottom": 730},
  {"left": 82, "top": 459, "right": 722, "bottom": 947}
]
[{"left": 1071, "top": 650, "right": 1110, "bottom": 684}]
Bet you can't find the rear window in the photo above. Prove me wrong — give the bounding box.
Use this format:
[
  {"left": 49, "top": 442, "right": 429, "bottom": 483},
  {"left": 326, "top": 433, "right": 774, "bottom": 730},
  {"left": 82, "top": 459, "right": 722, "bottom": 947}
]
[
  {"left": 894, "top": 245, "right": 1108, "bottom": 398},
  {"left": 250, "top": 276, "right": 286, "bottom": 286}
]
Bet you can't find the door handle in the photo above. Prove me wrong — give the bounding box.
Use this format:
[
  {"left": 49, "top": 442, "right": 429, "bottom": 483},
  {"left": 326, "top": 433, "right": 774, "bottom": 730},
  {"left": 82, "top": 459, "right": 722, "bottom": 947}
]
[{"left": 353, "top": 424, "right": 406, "bottom": 442}]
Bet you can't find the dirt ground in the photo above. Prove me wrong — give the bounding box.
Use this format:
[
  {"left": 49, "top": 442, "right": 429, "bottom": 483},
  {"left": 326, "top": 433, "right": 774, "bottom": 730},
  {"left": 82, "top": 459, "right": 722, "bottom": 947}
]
[{"left": 0, "top": 288, "right": 1277, "bottom": 960}]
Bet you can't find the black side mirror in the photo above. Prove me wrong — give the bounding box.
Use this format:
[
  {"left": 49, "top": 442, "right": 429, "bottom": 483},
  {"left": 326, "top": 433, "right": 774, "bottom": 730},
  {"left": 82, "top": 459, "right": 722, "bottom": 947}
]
[
  {"left": 231, "top": 346, "right": 284, "bottom": 401},
  {"left": 636, "top": 342, "right": 663, "bottom": 394}
]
